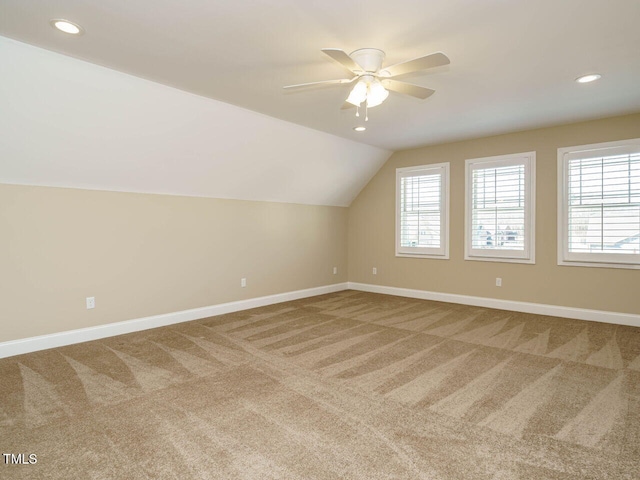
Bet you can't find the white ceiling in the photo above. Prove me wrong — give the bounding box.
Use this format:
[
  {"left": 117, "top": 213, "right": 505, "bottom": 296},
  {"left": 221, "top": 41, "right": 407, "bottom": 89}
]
[
  {"left": 0, "top": 37, "right": 390, "bottom": 207},
  {"left": 1, "top": 0, "right": 639, "bottom": 151}
]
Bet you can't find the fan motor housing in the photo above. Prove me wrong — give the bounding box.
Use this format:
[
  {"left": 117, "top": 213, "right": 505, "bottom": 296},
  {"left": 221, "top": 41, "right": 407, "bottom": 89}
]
[{"left": 349, "top": 48, "right": 385, "bottom": 73}]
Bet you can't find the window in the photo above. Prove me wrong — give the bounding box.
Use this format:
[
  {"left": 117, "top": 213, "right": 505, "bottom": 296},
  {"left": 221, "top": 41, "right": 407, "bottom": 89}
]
[
  {"left": 396, "top": 163, "right": 449, "bottom": 258},
  {"left": 465, "top": 152, "right": 536, "bottom": 263},
  {"left": 558, "top": 138, "right": 640, "bottom": 269}
]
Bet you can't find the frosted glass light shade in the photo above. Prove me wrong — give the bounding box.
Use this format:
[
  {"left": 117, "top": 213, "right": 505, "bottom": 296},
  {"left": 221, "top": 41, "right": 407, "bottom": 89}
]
[
  {"left": 366, "top": 80, "right": 389, "bottom": 108},
  {"left": 346, "top": 80, "right": 367, "bottom": 106}
]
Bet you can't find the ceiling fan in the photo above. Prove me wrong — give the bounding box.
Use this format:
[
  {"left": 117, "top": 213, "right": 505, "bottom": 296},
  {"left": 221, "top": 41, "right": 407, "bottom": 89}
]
[{"left": 284, "top": 48, "right": 450, "bottom": 121}]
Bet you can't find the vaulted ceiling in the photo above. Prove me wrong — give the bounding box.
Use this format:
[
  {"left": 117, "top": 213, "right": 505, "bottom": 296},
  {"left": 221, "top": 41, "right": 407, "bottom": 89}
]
[
  {"left": 1, "top": 0, "right": 639, "bottom": 205},
  {"left": 0, "top": 37, "right": 389, "bottom": 206}
]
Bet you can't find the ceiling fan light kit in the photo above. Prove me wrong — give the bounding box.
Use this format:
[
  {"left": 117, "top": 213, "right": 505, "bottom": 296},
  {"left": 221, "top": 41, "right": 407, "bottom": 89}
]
[
  {"left": 366, "top": 80, "right": 389, "bottom": 107},
  {"left": 284, "top": 47, "right": 450, "bottom": 124},
  {"left": 346, "top": 79, "right": 368, "bottom": 106}
]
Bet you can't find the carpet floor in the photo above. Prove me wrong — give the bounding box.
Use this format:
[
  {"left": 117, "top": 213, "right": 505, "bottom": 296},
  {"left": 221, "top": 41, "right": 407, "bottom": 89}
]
[{"left": 1, "top": 290, "right": 639, "bottom": 479}]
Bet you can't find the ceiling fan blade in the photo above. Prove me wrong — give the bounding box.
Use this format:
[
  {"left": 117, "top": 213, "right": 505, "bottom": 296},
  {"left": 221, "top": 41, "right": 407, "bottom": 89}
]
[
  {"left": 341, "top": 102, "right": 356, "bottom": 110},
  {"left": 321, "top": 48, "right": 364, "bottom": 73},
  {"left": 381, "top": 52, "right": 450, "bottom": 78},
  {"left": 283, "top": 78, "right": 355, "bottom": 90},
  {"left": 382, "top": 80, "right": 435, "bottom": 99}
]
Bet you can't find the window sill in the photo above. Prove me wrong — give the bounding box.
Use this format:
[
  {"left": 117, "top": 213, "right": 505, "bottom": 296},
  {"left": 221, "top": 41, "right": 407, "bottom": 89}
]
[
  {"left": 396, "top": 253, "right": 449, "bottom": 260},
  {"left": 464, "top": 255, "right": 535, "bottom": 265},
  {"left": 558, "top": 259, "right": 640, "bottom": 270}
]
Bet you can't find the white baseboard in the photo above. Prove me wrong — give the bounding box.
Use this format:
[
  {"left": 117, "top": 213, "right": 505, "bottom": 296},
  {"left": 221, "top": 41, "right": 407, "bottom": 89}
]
[
  {"left": 0, "top": 283, "right": 349, "bottom": 359},
  {"left": 3, "top": 281, "right": 637, "bottom": 359},
  {"left": 348, "top": 282, "right": 640, "bottom": 328}
]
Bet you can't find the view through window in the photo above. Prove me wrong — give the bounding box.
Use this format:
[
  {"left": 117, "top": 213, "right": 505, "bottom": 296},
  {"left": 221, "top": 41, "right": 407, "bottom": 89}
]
[
  {"left": 567, "top": 153, "right": 640, "bottom": 255},
  {"left": 465, "top": 152, "right": 535, "bottom": 263},
  {"left": 471, "top": 163, "right": 525, "bottom": 251},
  {"left": 396, "top": 163, "right": 449, "bottom": 258}
]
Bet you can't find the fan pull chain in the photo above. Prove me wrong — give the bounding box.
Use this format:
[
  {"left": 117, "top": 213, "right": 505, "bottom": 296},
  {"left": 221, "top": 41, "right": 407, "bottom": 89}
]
[
  {"left": 356, "top": 105, "right": 360, "bottom": 117},
  {"left": 365, "top": 103, "right": 368, "bottom": 122}
]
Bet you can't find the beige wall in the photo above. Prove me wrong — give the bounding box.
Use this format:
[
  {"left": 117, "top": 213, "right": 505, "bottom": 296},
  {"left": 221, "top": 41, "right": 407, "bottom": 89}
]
[
  {"left": 0, "top": 184, "right": 348, "bottom": 343},
  {"left": 348, "top": 113, "right": 640, "bottom": 314},
  {"left": 3, "top": 114, "right": 640, "bottom": 346}
]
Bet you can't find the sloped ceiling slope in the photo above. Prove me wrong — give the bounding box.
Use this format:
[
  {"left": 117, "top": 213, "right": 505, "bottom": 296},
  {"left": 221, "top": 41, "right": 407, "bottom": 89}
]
[
  {"left": 0, "top": 37, "right": 390, "bottom": 207},
  {"left": 2, "top": 0, "right": 639, "bottom": 150}
]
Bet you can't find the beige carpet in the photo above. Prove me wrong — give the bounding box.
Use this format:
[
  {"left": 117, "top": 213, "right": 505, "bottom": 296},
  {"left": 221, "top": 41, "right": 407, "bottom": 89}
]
[{"left": 1, "top": 290, "right": 639, "bottom": 479}]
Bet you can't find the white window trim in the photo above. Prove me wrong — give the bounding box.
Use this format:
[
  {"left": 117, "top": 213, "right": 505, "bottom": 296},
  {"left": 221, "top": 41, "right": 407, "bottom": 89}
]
[
  {"left": 557, "top": 138, "right": 640, "bottom": 270},
  {"left": 395, "top": 162, "right": 450, "bottom": 259},
  {"left": 464, "top": 152, "right": 536, "bottom": 264}
]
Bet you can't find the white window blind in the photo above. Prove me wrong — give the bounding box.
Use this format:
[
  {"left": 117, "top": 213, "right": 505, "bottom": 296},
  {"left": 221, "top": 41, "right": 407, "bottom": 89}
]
[
  {"left": 465, "top": 152, "right": 535, "bottom": 263},
  {"left": 396, "top": 163, "right": 449, "bottom": 258},
  {"left": 559, "top": 139, "right": 640, "bottom": 268}
]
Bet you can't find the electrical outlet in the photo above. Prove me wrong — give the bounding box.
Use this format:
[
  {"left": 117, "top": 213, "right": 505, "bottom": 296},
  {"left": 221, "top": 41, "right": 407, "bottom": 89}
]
[
  {"left": 241, "top": 278, "right": 247, "bottom": 288},
  {"left": 496, "top": 277, "right": 502, "bottom": 287},
  {"left": 373, "top": 267, "right": 377, "bottom": 275},
  {"left": 86, "top": 297, "right": 95, "bottom": 309},
  {"left": 333, "top": 267, "right": 337, "bottom": 275}
]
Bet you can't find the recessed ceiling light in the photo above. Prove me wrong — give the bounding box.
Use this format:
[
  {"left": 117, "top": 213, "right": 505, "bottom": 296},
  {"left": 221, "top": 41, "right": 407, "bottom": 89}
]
[
  {"left": 50, "top": 19, "right": 84, "bottom": 35},
  {"left": 353, "top": 126, "right": 366, "bottom": 132},
  {"left": 576, "top": 74, "right": 601, "bottom": 84}
]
